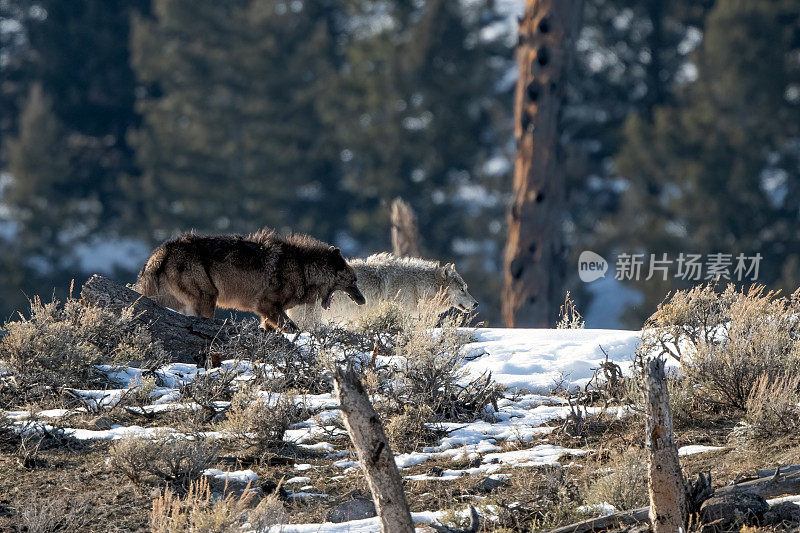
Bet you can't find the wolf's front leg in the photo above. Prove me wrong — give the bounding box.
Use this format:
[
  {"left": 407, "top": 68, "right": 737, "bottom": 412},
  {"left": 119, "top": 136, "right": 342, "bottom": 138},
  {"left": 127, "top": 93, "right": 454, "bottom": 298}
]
[
  {"left": 277, "top": 310, "right": 300, "bottom": 334},
  {"left": 257, "top": 303, "right": 281, "bottom": 332},
  {"left": 259, "top": 317, "right": 278, "bottom": 332},
  {"left": 257, "top": 303, "right": 298, "bottom": 334}
]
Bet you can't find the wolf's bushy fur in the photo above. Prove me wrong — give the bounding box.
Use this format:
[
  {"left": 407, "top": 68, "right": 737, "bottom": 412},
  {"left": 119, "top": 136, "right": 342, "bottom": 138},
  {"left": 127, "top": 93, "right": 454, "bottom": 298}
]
[
  {"left": 136, "top": 228, "right": 365, "bottom": 332},
  {"left": 287, "top": 252, "right": 477, "bottom": 330}
]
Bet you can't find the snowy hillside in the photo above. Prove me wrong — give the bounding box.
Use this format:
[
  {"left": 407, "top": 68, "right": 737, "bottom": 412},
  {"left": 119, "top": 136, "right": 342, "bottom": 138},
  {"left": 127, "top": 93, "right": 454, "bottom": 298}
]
[
  {"left": 2, "top": 328, "right": 656, "bottom": 531},
  {"left": 4, "top": 319, "right": 791, "bottom": 532}
]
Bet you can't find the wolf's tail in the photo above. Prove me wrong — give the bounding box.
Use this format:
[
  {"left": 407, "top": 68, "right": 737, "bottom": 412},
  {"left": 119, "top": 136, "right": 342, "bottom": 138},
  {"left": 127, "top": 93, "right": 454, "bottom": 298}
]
[{"left": 391, "top": 197, "right": 421, "bottom": 258}]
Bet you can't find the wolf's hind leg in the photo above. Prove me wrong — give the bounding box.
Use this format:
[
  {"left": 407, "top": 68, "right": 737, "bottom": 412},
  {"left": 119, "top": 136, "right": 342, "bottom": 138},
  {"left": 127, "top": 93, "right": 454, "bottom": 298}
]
[{"left": 259, "top": 318, "right": 277, "bottom": 332}]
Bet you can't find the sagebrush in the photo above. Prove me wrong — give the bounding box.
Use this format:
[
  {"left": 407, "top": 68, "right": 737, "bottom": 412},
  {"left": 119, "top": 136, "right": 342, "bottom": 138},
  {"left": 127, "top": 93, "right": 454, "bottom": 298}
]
[
  {"left": 643, "top": 284, "right": 800, "bottom": 411},
  {"left": 111, "top": 433, "right": 218, "bottom": 489},
  {"left": 0, "top": 295, "right": 166, "bottom": 406}
]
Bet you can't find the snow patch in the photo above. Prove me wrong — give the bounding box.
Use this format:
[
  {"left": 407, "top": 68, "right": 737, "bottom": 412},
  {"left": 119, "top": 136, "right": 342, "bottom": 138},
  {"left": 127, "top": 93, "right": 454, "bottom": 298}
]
[
  {"left": 678, "top": 445, "right": 725, "bottom": 456},
  {"left": 461, "top": 328, "right": 642, "bottom": 392},
  {"left": 203, "top": 468, "right": 259, "bottom": 484}
]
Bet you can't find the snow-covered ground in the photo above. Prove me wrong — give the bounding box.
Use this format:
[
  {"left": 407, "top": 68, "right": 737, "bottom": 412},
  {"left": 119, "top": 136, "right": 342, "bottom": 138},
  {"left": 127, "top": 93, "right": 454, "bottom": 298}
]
[
  {"left": 2, "top": 327, "right": 727, "bottom": 531},
  {"left": 462, "top": 328, "right": 642, "bottom": 392}
]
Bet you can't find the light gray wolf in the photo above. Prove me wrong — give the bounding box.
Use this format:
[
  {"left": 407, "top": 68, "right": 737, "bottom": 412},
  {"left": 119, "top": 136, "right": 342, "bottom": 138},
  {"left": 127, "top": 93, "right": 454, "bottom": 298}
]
[
  {"left": 287, "top": 252, "right": 477, "bottom": 330},
  {"left": 135, "top": 229, "right": 366, "bottom": 333}
]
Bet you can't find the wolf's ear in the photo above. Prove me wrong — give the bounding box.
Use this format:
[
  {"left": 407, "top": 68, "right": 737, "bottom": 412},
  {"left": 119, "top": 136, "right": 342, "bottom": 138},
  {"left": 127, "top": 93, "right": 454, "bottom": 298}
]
[{"left": 436, "top": 266, "right": 447, "bottom": 283}]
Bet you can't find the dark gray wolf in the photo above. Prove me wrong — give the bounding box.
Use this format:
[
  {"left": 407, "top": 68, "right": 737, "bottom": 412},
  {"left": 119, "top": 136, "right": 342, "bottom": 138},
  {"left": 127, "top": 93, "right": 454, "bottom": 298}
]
[
  {"left": 136, "top": 229, "right": 366, "bottom": 333},
  {"left": 288, "top": 252, "right": 477, "bottom": 330}
]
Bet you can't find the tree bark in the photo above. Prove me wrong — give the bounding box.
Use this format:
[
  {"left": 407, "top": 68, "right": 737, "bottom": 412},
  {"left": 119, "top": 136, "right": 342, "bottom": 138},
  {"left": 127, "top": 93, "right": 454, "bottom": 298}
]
[
  {"left": 80, "top": 274, "right": 262, "bottom": 365},
  {"left": 645, "top": 357, "right": 687, "bottom": 532},
  {"left": 391, "top": 197, "right": 422, "bottom": 258},
  {"left": 334, "top": 368, "right": 414, "bottom": 533},
  {"left": 503, "top": 0, "right": 583, "bottom": 327}
]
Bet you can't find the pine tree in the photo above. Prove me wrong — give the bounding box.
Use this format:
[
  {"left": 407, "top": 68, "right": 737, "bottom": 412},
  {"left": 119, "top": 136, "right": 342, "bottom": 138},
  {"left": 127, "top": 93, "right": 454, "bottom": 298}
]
[
  {"left": 4, "top": 83, "right": 96, "bottom": 283},
  {"left": 614, "top": 0, "right": 800, "bottom": 322},
  {"left": 564, "top": 0, "right": 714, "bottom": 250},
  {"left": 328, "top": 0, "right": 511, "bottom": 319},
  {"left": 0, "top": 2, "right": 147, "bottom": 318},
  {"left": 130, "top": 0, "right": 348, "bottom": 241},
  {"left": 1, "top": 0, "right": 149, "bottom": 228}
]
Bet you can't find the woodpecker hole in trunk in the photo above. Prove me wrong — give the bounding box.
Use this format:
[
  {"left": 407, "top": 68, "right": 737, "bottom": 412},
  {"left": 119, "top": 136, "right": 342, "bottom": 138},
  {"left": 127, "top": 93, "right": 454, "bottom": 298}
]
[
  {"left": 538, "top": 18, "right": 550, "bottom": 34},
  {"left": 526, "top": 81, "right": 540, "bottom": 101}
]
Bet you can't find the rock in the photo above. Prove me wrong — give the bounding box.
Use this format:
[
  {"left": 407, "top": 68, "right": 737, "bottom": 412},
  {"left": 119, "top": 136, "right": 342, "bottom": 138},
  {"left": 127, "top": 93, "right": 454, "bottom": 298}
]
[
  {"left": 700, "top": 492, "right": 769, "bottom": 532},
  {"left": 472, "top": 476, "right": 508, "bottom": 494},
  {"left": 427, "top": 466, "right": 444, "bottom": 477},
  {"left": 763, "top": 501, "right": 800, "bottom": 526},
  {"left": 261, "top": 480, "right": 288, "bottom": 500},
  {"left": 92, "top": 416, "right": 113, "bottom": 430},
  {"left": 328, "top": 498, "right": 377, "bottom": 523}
]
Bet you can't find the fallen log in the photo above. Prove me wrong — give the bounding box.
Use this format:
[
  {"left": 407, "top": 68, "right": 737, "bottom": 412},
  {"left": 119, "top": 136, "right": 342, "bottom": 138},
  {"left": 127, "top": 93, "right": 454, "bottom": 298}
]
[
  {"left": 546, "top": 470, "right": 800, "bottom": 533},
  {"left": 334, "top": 368, "right": 414, "bottom": 533},
  {"left": 545, "top": 508, "right": 650, "bottom": 533},
  {"left": 81, "top": 274, "right": 271, "bottom": 364}
]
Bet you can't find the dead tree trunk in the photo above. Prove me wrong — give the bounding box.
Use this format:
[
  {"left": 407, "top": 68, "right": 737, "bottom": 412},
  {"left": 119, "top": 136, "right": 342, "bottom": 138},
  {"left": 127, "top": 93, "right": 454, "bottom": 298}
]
[
  {"left": 80, "top": 274, "right": 290, "bottom": 365},
  {"left": 546, "top": 467, "right": 800, "bottom": 533},
  {"left": 645, "top": 357, "right": 687, "bottom": 532},
  {"left": 503, "top": 0, "right": 583, "bottom": 327},
  {"left": 334, "top": 368, "right": 414, "bottom": 533},
  {"left": 391, "top": 197, "right": 421, "bottom": 258}
]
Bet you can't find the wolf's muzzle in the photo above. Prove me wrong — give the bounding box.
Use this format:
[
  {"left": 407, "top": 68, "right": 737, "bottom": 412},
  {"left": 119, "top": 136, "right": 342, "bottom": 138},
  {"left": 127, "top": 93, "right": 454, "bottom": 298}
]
[
  {"left": 457, "top": 301, "right": 478, "bottom": 312},
  {"left": 346, "top": 285, "right": 366, "bottom": 305}
]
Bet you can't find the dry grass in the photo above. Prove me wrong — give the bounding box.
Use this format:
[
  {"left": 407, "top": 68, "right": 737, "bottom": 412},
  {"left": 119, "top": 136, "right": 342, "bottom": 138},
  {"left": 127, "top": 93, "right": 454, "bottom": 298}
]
[
  {"left": 0, "top": 410, "right": 14, "bottom": 450},
  {"left": 556, "top": 291, "right": 585, "bottom": 329},
  {"left": 0, "top": 443, "right": 154, "bottom": 532},
  {"left": 150, "top": 476, "right": 285, "bottom": 533},
  {"left": 216, "top": 387, "right": 303, "bottom": 454},
  {"left": 383, "top": 298, "right": 503, "bottom": 421},
  {"left": 743, "top": 373, "right": 800, "bottom": 442},
  {"left": 486, "top": 465, "right": 585, "bottom": 531},
  {"left": 582, "top": 447, "right": 648, "bottom": 511},
  {"left": 309, "top": 299, "right": 504, "bottom": 423},
  {"left": 385, "top": 404, "right": 442, "bottom": 453},
  {"left": 14, "top": 495, "right": 92, "bottom": 533},
  {"left": 12, "top": 492, "right": 93, "bottom": 533},
  {"left": 215, "top": 318, "right": 329, "bottom": 394}
]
